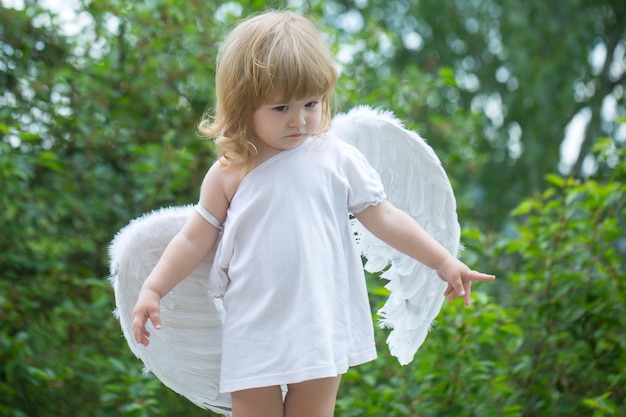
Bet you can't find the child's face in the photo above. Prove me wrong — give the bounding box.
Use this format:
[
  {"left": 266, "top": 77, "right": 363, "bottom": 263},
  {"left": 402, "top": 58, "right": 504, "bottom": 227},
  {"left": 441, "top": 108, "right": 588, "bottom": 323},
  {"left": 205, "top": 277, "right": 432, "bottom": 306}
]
[{"left": 252, "top": 95, "right": 323, "bottom": 156}]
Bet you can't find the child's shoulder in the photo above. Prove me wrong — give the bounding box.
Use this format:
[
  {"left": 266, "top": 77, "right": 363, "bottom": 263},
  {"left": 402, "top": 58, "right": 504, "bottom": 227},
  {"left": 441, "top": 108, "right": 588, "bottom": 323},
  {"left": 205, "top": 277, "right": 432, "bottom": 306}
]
[
  {"left": 319, "top": 133, "right": 367, "bottom": 160},
  {"left": 203, "top": 157, "right": 244, "bottom": 203}
]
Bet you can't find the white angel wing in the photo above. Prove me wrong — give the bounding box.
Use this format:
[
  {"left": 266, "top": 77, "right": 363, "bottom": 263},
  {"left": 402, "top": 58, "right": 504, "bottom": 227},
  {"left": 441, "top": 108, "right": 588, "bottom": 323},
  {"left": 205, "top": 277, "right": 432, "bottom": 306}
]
[
  {"left": 109, "top": 205, "right": 232, "bottom": 416},
  {"left": 330, "top": 106, "right": 461, "bottom": 365}
]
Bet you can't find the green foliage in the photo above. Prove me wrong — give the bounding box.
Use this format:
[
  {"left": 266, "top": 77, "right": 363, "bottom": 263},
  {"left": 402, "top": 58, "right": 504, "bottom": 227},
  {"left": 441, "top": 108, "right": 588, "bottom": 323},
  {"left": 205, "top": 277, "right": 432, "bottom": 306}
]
[
  {"left": 338, "top": 291, "right": 523, "bottom": 417},
  {"left": 328, "top": 0, "right": 625, "bottom": 228},
  {"left": 337, "top": 137, "right": 625, "bottom": 416},
  {"left": 0, "top": 1, "right": 221, "bottom": 415},
  {"left": 492, "top": 140, "right": 626, "bottom": 415}
]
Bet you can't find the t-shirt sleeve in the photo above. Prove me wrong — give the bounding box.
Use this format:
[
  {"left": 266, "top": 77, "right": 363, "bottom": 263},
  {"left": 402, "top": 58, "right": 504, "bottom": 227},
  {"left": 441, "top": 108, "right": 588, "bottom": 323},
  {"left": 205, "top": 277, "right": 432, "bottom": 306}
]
[{"left": 341, "top": 142, "right": 387, "bottom": 213}]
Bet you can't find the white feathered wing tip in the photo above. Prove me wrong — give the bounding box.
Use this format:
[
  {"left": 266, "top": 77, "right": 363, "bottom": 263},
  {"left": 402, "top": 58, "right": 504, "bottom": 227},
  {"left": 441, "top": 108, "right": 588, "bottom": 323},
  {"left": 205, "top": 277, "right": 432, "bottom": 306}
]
[
  {"left": 330, "top": 106, "right": 461, "bottom": 366},
  {"left": 109, "top": 205, "right": 232, "bottom": 416}
]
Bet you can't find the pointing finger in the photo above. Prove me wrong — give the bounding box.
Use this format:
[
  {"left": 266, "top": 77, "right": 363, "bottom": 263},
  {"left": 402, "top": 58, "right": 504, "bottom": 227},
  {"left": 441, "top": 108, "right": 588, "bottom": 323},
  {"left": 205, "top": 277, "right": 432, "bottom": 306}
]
[{"left": 468, "top": 271, "right": 496, "bottom": 282}]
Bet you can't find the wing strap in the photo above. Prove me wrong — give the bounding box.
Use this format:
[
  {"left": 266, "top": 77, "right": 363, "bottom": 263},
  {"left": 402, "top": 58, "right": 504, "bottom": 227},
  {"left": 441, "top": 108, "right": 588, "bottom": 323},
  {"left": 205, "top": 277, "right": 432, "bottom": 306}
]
[{"left": 195, "top": 203, "right": 223, "bottom": 230}]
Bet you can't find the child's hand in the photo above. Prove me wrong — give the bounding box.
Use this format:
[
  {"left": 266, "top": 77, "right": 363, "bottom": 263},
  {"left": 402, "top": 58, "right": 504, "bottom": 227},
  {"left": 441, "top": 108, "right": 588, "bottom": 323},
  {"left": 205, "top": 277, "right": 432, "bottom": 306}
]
[
  {"left": 436, "top": 256, "right": 495, "bottom": 305},
  {"left": 132, "top": 288, "right": 162, "bottom": 346}
]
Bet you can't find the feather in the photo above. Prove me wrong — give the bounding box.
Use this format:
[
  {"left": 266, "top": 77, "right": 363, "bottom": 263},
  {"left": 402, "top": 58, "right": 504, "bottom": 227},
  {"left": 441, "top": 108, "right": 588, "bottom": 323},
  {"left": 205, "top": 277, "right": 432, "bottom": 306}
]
[
  {"left": 109, "top": 205, "right": 232, "bottom": 415},
  {"left": 331, "top": 106, "right": 461, "bottom": 365}
]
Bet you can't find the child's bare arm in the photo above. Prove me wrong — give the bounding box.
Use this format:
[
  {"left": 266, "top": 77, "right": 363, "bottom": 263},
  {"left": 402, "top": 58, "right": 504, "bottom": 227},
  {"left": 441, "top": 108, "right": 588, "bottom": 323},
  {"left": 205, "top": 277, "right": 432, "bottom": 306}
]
[
  {"left": 132, "top": 160, "right": 234, "bottom": 345},
  {"left": 354, "top": 200, "right": 495, "bottom": 305}
]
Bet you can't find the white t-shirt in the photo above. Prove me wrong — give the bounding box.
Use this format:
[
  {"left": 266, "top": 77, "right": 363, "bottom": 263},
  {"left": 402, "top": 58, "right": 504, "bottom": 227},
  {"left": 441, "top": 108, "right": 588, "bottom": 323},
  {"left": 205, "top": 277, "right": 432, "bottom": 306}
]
[{"left": 209, "top": 134, "right": 386, "bottom": 393}]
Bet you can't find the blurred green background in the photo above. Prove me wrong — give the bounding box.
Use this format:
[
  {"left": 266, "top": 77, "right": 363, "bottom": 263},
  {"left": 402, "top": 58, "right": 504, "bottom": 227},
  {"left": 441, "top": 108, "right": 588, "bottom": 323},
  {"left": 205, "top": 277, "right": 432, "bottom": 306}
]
[{"left": 1, "top": 0, "right": 625, "bottom": 416}]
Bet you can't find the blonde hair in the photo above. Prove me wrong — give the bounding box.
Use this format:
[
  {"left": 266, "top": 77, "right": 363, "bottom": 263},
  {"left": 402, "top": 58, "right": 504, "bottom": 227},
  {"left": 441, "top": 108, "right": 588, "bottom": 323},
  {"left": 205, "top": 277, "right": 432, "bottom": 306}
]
[{"left": 198, "top": 11, "right": 337, "bottom": 165}]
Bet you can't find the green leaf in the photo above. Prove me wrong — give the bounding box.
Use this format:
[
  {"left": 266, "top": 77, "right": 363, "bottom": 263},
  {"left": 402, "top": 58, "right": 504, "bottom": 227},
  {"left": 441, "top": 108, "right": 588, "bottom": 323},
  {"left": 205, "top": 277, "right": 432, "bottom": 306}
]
[
  {"left": 438, "top": 67, "right": 457, "bottom": 87},
  {"left": 511, "top": 199, "right": 539, "bottom": 216},
  {"left": 545, "top": 173, "right": 565, "bottom": 188}
]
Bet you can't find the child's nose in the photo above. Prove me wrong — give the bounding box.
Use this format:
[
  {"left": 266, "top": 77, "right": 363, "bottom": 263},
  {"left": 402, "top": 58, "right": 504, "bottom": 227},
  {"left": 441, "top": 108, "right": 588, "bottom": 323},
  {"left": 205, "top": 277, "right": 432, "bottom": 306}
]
[{"left": 289, "top": 111, "right": 306, "bottom": 127}]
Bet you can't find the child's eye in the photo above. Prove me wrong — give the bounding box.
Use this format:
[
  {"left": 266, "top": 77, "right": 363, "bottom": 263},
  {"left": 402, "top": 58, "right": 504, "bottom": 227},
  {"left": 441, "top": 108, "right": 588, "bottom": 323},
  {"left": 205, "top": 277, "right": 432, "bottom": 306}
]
[
  {"left": 305, "top": 101, "right": 319, "bottom": 108},
  {"left": 272, "top": 105, "right": 288, "bottom": 112}
]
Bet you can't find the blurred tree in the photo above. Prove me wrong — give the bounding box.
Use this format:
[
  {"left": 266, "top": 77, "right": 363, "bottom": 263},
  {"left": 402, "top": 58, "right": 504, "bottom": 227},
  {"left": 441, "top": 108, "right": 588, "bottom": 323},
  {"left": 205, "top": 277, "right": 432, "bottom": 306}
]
[
  {"left": 489, "top": 136, "right": 626, "bottom": 416},
  {"left": 317, "top": 0, "right": 626, "bottom": 228},
  {"left": 0, "top": 0, "right": 228, "bottom": 415}
]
